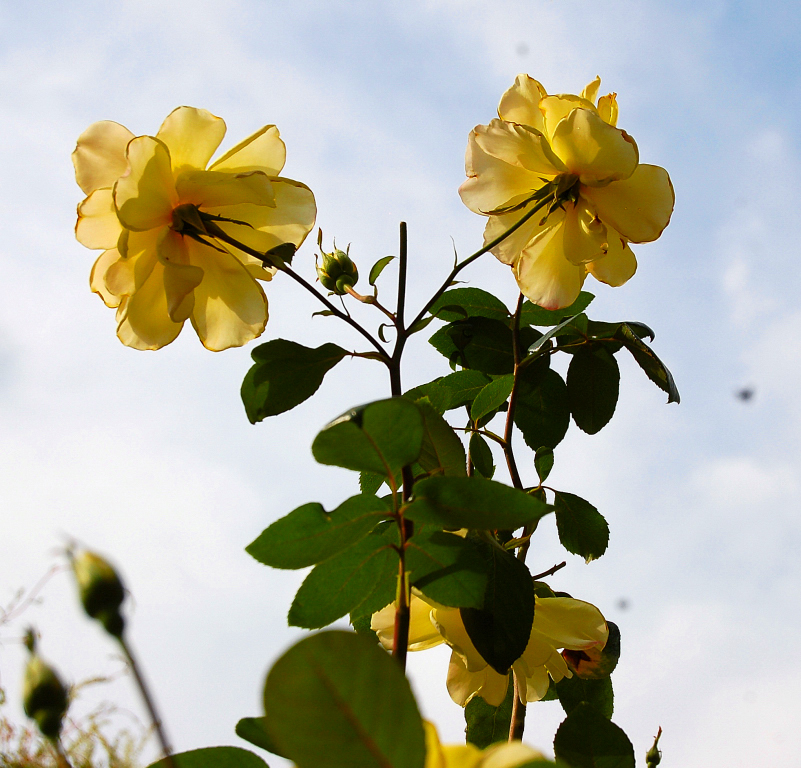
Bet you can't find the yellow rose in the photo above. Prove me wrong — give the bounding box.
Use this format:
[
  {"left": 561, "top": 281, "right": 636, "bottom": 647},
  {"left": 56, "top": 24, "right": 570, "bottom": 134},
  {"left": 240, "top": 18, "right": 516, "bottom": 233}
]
[
  {"left": 372, "top": 593, "right": 608, "bottom": 707},
  {"left": 424, "top": 721, "right": 549, "bottom": 768},
  {"left": 459, "top": 75, "right": 674, "bottom": 309},
  {"left": 73, "top": 107, "right": 316, "bottom": 350}
]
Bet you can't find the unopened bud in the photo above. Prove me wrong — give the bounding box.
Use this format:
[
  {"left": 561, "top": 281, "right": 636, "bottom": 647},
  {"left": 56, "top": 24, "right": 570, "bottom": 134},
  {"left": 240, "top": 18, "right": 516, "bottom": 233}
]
[
  {"left": 646, "top": 727, "right": 662, "bottom": 767},
  {"left": 317, "top": 240, "right": 358, "bottom": 295},
  {"left": 72, "top": 551, "right": 126, "bottom": 637},
  {"left": 22, "top": 630, "right": 69, "bottom": 740}
]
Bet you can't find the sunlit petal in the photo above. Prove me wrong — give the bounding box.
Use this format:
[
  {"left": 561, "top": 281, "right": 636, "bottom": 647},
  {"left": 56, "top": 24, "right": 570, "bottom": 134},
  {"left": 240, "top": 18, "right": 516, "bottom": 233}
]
[
  {"left": 446, "top": 651, "right": 508, "bottom": 707},
  {"left": 586, "top": 228, "right": 637, "bottom": 287},
  {"left": 497, "top": 74, "right": 547, "bottom": 131},
  {"left": 76, "top": 188, "right": 123, "bottom": 250},
  {"left": 539, "top": 94, "right": 596, "bottom": 141},
  {"left": 90, "top": 249, "right": 123, "bottom": 308},
  {"left": 581, "top": 76, "right": 601, "bottom": 105},
  {"left": 597, "top": 94, "right": 618, "bottom": 126},
  {"left": 531, "top": 597, "right": 609, "bottom": 649},
  {"left": 175, "top": 169, "right": 275, "bottom": 208},
  {"left": 156, "top": 106, "right": 226, "bottom": 171},
  {"left": 73, "top": 120, "right": 135, "bottom": 194},
  {"left": 210, "top": 124, "right": 286, "bottom": 176}
]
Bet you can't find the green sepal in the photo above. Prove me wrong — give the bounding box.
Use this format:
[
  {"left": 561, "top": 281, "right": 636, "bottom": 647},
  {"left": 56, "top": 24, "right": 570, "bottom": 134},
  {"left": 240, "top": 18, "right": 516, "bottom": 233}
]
[
  {"left": 464, "top": 685, "right": 514, "bottom": 749},
  {"left": 242, "top": 340, "right": 348, "bottom": 423},
  {"left": 406, "top": 476, "right": 552, "bottom": 530},
  {"left": 262, "top": 631, "right": 425, "bottom": 768},
  {"left": 246, "top": 495, "right": 391, "bottom": 570},
  {"left": 146, "top": 746, "right": 268, "bottom": 768},
  {"left": 312, "top": 398, "right": 424, "bottom": 478},
  {"left": 553, "top": 703, "right": 634, "bottom": 768},
  {"left": 567, "top": 346, "right": 620, "bottom": 434}
]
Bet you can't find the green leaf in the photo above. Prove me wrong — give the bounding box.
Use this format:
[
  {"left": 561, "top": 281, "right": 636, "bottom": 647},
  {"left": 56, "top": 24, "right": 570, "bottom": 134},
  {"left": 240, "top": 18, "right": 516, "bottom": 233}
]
[
  {"left": 567, "top": 347, "right": 620, "bottom": 435},
  {"left": 554, "top": 676, "right": 614, "bottom": 720},
  {"left": 464, "top": 685, "right": 514, "bottom": 749},
  {"left": 312, "top": 398, "right": 424, "bottom": 478},
  {"left": 417, "top": 402, "right": 466, "bottom": 477},
  {"left": 246, "top": 495, "right": 390, "bottom": 570},
  {"left": 429, "top": 317, "right": 514, "bottom": 375},
  {"left": 406, "top": 476, "right": 552, "bottom": 530},
  {"left": 520, "top": 292, "right": 594, "bottom": 326},
  {"left": 553, "top": 492, "right": 609, "bottom": 563},
  {"left": 405, "top": 379, "right": 447, "bottom": 413},
  {"left": 236, "top": 717, "right": 287, "bottom": 757},
  {"left": 534, "top": 447, "right": 554, "bottom": 483},
  {"left": 288, "top": 531, "right": 398, "bottom": 629},
  {"left": 369, "top": 255, "right": 395, "bottom": 285},
  {"left": 437, "top": 370, "right": 493, "bottom": 410},
  {"left": 408, "top": 315, "right": 436, "bottom": 335},
  {"left": 461, "top": 540, "right": 535, "bottom": 673},
  {"left": 469, "top": 433, "right": 495, "bottom": 479},
  {"left": 553, "top": 703, "right": 634, "bottom": 768},
  {"left": 263, "top": 631, "right": 425, "bottom": 768},
  {"left": 616, "top": 324, "right": 680, "bottom": 404},
  {"left": 405, "top": 530, "right": 487, "bottom": 608},
  {"left": 147, "top": 747, "right": 268, "bottom": 768},
  {"left": 360, "top": 471, "right": 385, "bottom": 495},
  {"left": 242, "top": 341, "right": 349, "bottom": 424},
  {"left": 430, "top": 288, "right": 510, "bottom": 323},
  {"left": 514, "top": 369, "right": 570, "bottom": 450},
  {"left": 526, "top": 314, "right": 584, "bottom": 356},
  {"left": 470, "top": 375, "right": 515, "bottom": 422}
]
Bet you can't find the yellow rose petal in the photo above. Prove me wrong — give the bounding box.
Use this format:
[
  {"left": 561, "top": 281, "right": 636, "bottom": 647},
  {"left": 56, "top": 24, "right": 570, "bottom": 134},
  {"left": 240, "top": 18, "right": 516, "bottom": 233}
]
[
  {"left": 497, "top": 74, "right": 548, "bottom": 131},
  {"left": 562, "top": 199, "right": 606, "bottom": 266},
  {"left": 73, "top": 120, "right": 135, "bottom": 195},
  {"left": 539, "top": 94, "right": 596, "bottom": 141},
  {"left": 597, "top": 94, "right": 619, "bottom": 126},
  {"left": 446, "top": 651, "right": 508, "bottom": 707},
  {"left": 484, "top": 204, "right": 561, "bottom": 266},
  {"left": 76, "top": 188, "right": 123, "bottom": 250},
  {"left": 175, "top": 169, "right": 276, "bottom": 209},
  {"left": 581, "top": 163, "right": 674, "bottom": 243},
  {"left": 158, "top": 229, "right": 204, "bottom": 322},
  {"left": 157, "top": 106, "right": 226, "bottom": 172},
  {"left": 587, "top": 232, "right": 637, "bottom": 287},
  {"left": 90, "top": 248, "right": 123, "bottom": 308},
  {"left": 581, "top": 76, "right": 601, "bottom": 105},
  {"left": 530, "top": 597, "right": 608, "bottom": 649},
  {"left": 551, "top": 108, "right": 638, "bottom": 186},
  {"left": 210, "top": 124, "right": 286, "bottom": 177},
  {"left": 114, "top": 137, "right": 177, "bottom": 231}
]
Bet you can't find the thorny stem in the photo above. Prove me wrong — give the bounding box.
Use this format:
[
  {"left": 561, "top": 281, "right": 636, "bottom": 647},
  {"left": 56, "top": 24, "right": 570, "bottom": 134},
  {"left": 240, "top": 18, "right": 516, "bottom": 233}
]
[{"left": 118, "top": 635, "right": 177, "bottom": 768}]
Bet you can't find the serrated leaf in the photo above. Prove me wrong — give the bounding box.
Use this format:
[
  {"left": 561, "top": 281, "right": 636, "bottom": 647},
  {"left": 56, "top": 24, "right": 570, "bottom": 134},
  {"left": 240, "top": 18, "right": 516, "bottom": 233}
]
[
  {"left": 263, "top": 631, "right": 425, "bottom": 768},
  {"left": 616, "top": 324, "right": 679, "bottom": 403},
  {"left": 236, "top": 717, "right": 287, "bottom": 757},
  {"left": 514, "top": 369, "right": 570, "bottom": 450},
  {"left": 554, "top": 676, "right": 614, "bottom": 720},
  {"left": 567, "top": 347, "right": 620, "bottom": 435},
  {"left": 553, "top": 492, "right": 609, "bottom": 562},
  {"left": 312, "top": 398, "right": 424, "bottom": 478},
  {"left": 520, "top": 292, "right": 594, "bottom": 327},
  {"left": 406, "top": 476, "right": 552, "bottom": 530},
  {"left": 246, "top": 495, "right": 390, "bottom": 569},
  {"left": 242, "top": 341, "right": 348, "bottom": 423},
  {"left": 430, "top": 288, "right": 510, "bottom": 323},
  {"left": 470, "top": 375, "right": 515, "bottom": 422},
  {"left": 417, "top": 402, "right": 466, "bottom": 477},
  {"left": 469, "top": 433, "right": 495, "bottom": 479},
  {"left": 553, "top": 703, "right": 634, "bottom": 768},
  {"left": 461, "top": 540, "right": 535, "bottom": 673},
  {"left": 437, "top": 370, "right": 493, "bottom": 410},
  {"left": 534, "top": 447, "right": 554, "bottom": 483},
  {"left": 288, "top": 531, "right": 398, "bottom": 629},
  {"left": 369, "top": 255, "right": 395, "bottom": 285},
  {"left": 147, "top": 747, "right": 268, "bottom": 768},
  {"left": 465, "top": 686, "right": 514, "bottom": 749},
  {"left": 429, "top": 318, "right": 514, "bottom": 375}
]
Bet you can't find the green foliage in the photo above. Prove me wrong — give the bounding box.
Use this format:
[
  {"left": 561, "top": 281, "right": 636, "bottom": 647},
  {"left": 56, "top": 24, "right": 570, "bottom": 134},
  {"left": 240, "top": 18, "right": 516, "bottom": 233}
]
[
  {"left": 460, "top": 540, "right": 535, "bottom": 674},
  {"left": 429, "top": 287, "right": 510, "bottom": 323},
  {"left": 288, "top": 529, "right": 398, "bottom": 629},
  {"left": 534, "top": 447, "right": 554, "bottom": 483},
  {"left": 417, "top": 401, "right": 466, "bottom": 477},
  {"left": 520, "top": 292, "right": 594, "bottom": 327},
  {"left": 429, "top": 317, "right": 515, "bottom": 374},
  {"left": 368, "top": 255, "right": 395, "bottom": 285},
  {"left": 567, "top": 347, "right": 620, "bottom": 434},
  {"left": 262, "top": 631, "right": 425, "bottom": 768},
  {"left": 405, "top": 530, "right": 488, "bottom": 608},
  {"left": 406, "top": 476, "right": 551, "bottom": 530},
  {"left": 312, "top": 398, "right": 424, "bottom": 478},
  {"left": 470, "top": 375, "right": 514, "bottom": 422},
  {"left": 147, "top": 747, "right": 268, "bottom": 768},
  {"left": 553, "top": 703, "right": 634, "bottom": 768},
  {"left": 246, "top": 495, "right": 390, "bottom": 570},
  {"left": 464, "top": 685, "right": 514, "bottom": 749},
  {"left": 242, "top": 341, "right": 348, "bottom": 423},
  {"left": 615, "top": 324, "right": 680, "bottom": 404},
  {"left": 554, "top": 675, "right": 614, "bottom": 720},
  {"left": 553, "top": 492, "right": 609, "bottom": 562},
  {"left": 514, "top": 369, "right": 570, "bottom": 450},
  {"left": 236, "top": 717, "right": 287, "bottom": 757},
  {"left": 469, "top": 433, "right": 495, "bottom": 479}
]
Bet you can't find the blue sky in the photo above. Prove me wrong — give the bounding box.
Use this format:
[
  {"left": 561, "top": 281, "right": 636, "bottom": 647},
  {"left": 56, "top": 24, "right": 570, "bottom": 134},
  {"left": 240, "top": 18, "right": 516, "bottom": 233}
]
[{"left": 1, "top": 1, "right": 800, "bottom": 765}]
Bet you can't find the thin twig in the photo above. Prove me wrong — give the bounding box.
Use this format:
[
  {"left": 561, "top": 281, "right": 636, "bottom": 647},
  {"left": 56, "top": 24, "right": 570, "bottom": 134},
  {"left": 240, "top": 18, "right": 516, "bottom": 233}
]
[{"left": 531, "top": 561, "right": 567, "bottom": 581}]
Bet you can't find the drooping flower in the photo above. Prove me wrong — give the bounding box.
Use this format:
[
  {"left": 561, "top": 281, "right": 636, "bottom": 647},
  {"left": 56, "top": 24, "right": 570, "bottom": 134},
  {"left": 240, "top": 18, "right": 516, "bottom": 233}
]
[
  {"left": 423, "top": 720, "right": 550, "bottom": 768},
  {"left": 74, "top": 107, "right": 316, "bottom": 350},
  {"left": 371, "top": 592, "right": 608, "bottom": 707},
  {"left": 459, "top": 75, "right": 674, "bottom": 310}
]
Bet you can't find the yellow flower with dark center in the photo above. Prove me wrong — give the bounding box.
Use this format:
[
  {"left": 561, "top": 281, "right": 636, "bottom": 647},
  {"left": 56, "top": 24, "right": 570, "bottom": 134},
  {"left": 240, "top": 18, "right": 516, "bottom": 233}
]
[
  {"left": 459, "top": 75, "right": 674, "bottom": 309},
  {"left": 74, "top": 107, "right": 316, "bottom": 350}
]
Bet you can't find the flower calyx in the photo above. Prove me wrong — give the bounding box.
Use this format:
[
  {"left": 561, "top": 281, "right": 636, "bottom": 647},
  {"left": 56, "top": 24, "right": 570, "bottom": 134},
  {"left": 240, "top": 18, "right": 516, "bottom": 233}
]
[
  {"left": 71, "top": 550, "right": 126, "bottom": 638},
  {"left": 22, "top": 629, "right": 69, "bottom": 741},
  {"left": 316, "top": 229, "right": 359, "bottom": 295}
]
